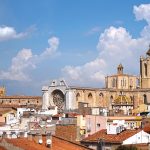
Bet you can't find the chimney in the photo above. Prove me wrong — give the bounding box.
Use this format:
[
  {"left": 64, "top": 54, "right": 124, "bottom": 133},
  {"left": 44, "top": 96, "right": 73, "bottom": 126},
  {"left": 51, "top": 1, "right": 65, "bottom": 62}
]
[{"left": 46, "top": 132, "right": 52, "bottom": 148}]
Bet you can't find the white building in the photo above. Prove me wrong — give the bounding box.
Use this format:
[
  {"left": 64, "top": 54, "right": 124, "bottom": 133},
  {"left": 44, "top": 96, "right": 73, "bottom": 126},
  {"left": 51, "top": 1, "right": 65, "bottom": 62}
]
[{"left": 123, "top": 130, "right": 150, "bottom": 145}]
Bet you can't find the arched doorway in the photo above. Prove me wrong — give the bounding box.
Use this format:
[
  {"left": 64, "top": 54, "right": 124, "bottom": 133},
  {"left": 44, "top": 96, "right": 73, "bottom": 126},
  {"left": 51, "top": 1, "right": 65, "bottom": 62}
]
[{"left": 51, "top": 89, "right": 65, "bottom": 112}]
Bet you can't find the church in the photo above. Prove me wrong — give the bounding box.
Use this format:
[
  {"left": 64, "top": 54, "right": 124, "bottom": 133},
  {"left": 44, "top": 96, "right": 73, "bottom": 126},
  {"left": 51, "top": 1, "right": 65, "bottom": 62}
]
[{"left": 42, "top": 48, "right": 150, "bottom": 114}]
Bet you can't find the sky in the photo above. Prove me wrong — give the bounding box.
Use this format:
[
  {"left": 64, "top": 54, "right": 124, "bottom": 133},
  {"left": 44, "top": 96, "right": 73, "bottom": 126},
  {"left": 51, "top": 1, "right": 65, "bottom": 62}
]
[{"left": 0, "top": 0, "right": 150, "bottom": 95}]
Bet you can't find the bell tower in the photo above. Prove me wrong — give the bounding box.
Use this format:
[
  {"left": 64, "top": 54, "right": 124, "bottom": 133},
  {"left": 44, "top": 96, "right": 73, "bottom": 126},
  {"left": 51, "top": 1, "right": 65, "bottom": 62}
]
[
  {"left": 140, "top": 46, "right": 150, "bottom": 88},
  {"left": 117, "top": 64, "right": 123, "bottom": 74}
]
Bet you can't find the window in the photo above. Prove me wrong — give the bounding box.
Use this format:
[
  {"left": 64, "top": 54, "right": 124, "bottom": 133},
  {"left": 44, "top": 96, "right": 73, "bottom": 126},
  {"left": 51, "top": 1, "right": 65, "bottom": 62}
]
[
  {"left": 110, "top": 96, "right": 113, "bottom": 103},
  {"left": 144, "top": 63, "right": 147, "bottom": 76},
  {"left": 76, "top": 93, "right": 80, "bottom": 101},
  {"left": 121, "top": 80, "right": 123, "bottom": 87},
  {"left": 143, "top": 94, "right": 147, "bottom": 104},
  {"left": 88, "top": 93, "right": 93, "bottom": 100},
  {"left": 99, "top": 93, "right": 104, "bottom": 97},
  {"left": 124, "top": 80, "right": 126, "bottom": 87},
  {"left": 112, "top": 78, "right": 116, "bottom": 87},
  {"left": 97, "top": 123, "right": 100, "bottom": 127}
]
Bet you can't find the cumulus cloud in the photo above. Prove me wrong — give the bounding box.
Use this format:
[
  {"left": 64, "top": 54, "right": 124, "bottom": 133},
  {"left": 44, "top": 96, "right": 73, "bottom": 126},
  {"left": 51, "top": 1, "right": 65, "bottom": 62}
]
[
  {"left": 40, "top": 37, "right": 59, "bottom": 58},
  {"left": 0, "top": 26, "right": 33, "bottom": 41},
  {"left": 62, "top": 3, "right": 150, "bottom": 86},
  {"left": 0, "top": 49, "right": 34, "bottom": 81},
  {"left": 134, "top": 4, "right": 150, "bottom": 23},
  {"left": 0, "top": 36, "right": 59, "bottom": 81},
  {"left": 62, "top": 58, "right": 106, "bottom": 85}
]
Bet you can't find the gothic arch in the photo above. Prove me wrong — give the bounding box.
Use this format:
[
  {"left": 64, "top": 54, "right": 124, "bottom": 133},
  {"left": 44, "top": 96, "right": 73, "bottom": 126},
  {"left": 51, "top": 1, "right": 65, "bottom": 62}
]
[
  {"left": 88, "top": 93, "right": 93, "bottom": 100},
  {"left": 144, "top": 63, "right": 147, "bottom": 76},
  {"left": 99, "top": 92, "right": 104, "bottom": 97},
  {"left": 76, "top": 93, "right": 80, "bottom": 101},
  {"left": 110, "top": 95, "right": 113, "bottom": 103},
  {"left": 51, "top": 89, "right": 65, "bottom": 112},
  {"left": 143, "top": 94, "right": 147, "bottom": 104}
]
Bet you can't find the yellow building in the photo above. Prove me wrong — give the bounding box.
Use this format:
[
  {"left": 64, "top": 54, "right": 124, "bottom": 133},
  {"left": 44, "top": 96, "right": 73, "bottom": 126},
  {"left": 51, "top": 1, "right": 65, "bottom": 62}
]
[
  {"left": 132, "top": 104, "right": 150, "bottom": 114},
  {"left": 105, "top": 64, "right": 138, "bottom": 90},
  {"left": 140, "top": 47, "right": 150, "bottom": 88}
]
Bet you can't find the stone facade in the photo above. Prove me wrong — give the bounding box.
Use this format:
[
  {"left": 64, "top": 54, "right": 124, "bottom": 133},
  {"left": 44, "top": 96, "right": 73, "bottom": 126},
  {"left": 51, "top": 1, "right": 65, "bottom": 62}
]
[
  {"left": 42, "top": 79, "right": 149, "bottom": 112},
  {"left": 105, "top": 64, "right": 138, "bottom": 90},
  {"left": 0, "top": 96, "right": 42, "bottom": 107},
  {"left": 140, "top": 47, "right": 150, "bottom": 88},
  {"left": 42, "top": 49, "right": 150, "bottom": 113}
]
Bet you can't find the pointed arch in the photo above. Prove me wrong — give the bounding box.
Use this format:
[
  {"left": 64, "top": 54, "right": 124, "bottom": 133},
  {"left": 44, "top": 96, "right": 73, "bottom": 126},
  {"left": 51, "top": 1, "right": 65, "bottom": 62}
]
[
  {"left": 88, "top": 93, "right": 93, "bottom": 100},
  {"left": 144, "top": 63, "right": 147, "bottom": 76},
  {"left": 76, "top": 93, "right": 80, "bottom": 101}
]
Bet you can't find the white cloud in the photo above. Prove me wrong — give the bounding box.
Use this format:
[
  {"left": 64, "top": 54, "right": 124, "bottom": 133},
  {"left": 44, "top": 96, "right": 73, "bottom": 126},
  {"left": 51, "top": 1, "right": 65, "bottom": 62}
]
[
  {"left": 62, "top": 3, "right": 150, "bottom": 86},
  {"left": 62, "top": 58, "right": 106, "bottom": 85},
  {"left": 0, "top": 36, "right": 59, "bottom": 81},
  {"left": 40, "top": 37, "right": 59, "bottom": 58},
  {"left": 134, "top": 4, "right": 150, "bottom": 23},
  {"left": 0, "top": 49, "right": 34, "bottom": 81},
  {"left": 0, "top": 26, "right": 32, "bottom": 41}
]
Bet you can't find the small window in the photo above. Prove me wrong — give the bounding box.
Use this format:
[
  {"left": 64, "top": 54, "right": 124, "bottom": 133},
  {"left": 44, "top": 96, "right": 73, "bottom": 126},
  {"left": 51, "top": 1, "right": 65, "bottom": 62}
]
[
  {"left": 144, "top": 63, "right": 147, "bottom": 76},
  {"left": 99, "top": 93, "right": 104, "bottom": 97},
  {"left": 97, "top": 123, "right": 100, "bottom": 127}
]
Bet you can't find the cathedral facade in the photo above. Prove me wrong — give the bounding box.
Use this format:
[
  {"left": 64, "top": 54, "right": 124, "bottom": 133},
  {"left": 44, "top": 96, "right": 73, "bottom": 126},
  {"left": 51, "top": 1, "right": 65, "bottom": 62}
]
[{"left": 42, "top": 48, "right": 150, "bottom": 114}]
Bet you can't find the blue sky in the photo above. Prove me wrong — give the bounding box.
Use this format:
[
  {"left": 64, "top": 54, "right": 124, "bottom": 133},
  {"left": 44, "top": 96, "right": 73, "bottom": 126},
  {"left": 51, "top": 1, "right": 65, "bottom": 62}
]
[{"left": 0, "top": 0, "right": 150, "bottom": 95}]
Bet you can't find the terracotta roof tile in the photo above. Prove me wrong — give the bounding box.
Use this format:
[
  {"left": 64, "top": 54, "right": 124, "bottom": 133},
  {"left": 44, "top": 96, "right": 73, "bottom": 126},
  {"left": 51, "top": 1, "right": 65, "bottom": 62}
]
[
  {"left": 4, "top": 136, "right": 92, "bottom": 150},
  {"left": 82, "top": 129, "right": 141, "bottom": 144}
]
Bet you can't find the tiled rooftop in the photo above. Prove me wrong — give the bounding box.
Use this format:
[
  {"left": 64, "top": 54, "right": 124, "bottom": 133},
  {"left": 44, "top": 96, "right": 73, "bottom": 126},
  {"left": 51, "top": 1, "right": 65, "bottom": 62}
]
[
  {"left": 0, "top": 146, "right": 6, "bottom": 150},
  {"left": 55, "top": 124, "right": 77, "bottom": 141},
  {"left": 82, "top": 129, "right": 141, "bottom": 144},
  {"left": 0, "top": 96, "right": 41, "bottom": 99},
  {"left": 3, "top": 136, "right": 92, "bottom": 150}
]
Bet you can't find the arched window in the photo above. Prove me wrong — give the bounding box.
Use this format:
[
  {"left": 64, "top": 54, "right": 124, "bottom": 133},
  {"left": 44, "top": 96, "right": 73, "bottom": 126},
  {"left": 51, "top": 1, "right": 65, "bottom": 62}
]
[
  {"left": 99, "top": 93, "right": 104, "bottom": 97},
  {"left": 144, "top": 63, "right": 147, "bottom": 76},
  {"left": 130, "top": 96, "right": 134, "bottom": 104},
  {"left": 143, "top": 94, "right": 147, "bottom": 104},
  {"left": 110, "top": 95, "right": 113, "bottom": 103},
  {"left": 121, "top": 80, "right": 123, "bottom": 87},
  {"left": 76, "top": 93, "right": 80, "bottom": 101},
  {"left": 125, "top": 80, "right": 126, "bottom": 87},
  {"left": 112, "top": 78, "right": 116, "bottom": 87},
  {"left": 88, "top": 93, "right": 93, "bottom": 100}
]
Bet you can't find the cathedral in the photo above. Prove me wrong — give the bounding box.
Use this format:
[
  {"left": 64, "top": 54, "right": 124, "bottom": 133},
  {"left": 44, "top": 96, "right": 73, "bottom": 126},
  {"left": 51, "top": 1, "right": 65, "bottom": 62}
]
[{"left": 42, "top": 48, "right": 150, "bottom": 114}]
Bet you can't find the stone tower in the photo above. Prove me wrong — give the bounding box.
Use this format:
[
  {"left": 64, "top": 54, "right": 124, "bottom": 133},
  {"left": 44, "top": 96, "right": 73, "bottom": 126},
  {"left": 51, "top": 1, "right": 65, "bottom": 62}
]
[{"left": 140, "top": 47, "right": 150, "bottom": 88}]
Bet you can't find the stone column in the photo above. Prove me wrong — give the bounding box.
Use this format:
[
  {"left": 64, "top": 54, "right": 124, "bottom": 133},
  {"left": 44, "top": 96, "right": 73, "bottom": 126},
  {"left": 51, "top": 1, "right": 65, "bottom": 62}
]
[{"left": 42, "top": 86, "right": 49, "bottom": 110}]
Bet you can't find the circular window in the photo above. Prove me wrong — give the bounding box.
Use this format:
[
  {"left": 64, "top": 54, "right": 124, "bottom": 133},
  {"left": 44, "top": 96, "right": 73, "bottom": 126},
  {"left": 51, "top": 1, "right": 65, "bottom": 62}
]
[{"left": 52, "top": 90, "right": 65, "bottom": 112}]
